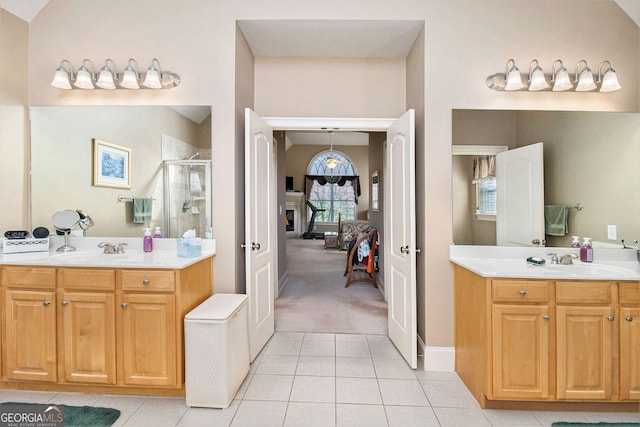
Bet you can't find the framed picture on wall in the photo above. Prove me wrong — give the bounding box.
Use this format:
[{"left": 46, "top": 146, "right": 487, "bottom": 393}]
[
  {"left": 371, "top": 170, "right": 380, "bottom": 212},
  {"left": 92, "top": 139, "right": 131, "bottom": 188}
]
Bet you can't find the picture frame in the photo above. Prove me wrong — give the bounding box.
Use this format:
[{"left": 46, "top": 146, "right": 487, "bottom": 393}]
[
  {"left": 92, "top": 139, "right": 131, "bottom": 189},
  {"left": 371, "top": 170, "right": 380, "bottom": 212}
]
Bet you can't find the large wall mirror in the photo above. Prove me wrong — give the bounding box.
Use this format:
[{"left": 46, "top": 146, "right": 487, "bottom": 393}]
[
  {"left": 452, "top": 110, "right": 639, "bottom": 248},
  {"left": 30, "top": 105, "right": 212, "bottom": 238}
]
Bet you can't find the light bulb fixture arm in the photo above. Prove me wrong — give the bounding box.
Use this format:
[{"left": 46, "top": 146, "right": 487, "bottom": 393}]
[
  {"left": 58, "top": 59, "right": 75, "bottom": 80},
  {"left": 597, "top": 60, "right": 612, "bottom": 82},
  {"left": 574, "top": 59, "right": 588, "bottom": 82}
]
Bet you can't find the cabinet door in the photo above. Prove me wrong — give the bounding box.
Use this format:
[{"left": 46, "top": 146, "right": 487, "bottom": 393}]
[
  {"left": 620, "top": 307, "right": 640, "bottom": 401},
  {"left": 60, "top": 292, "right": 116, "bottom": 384},
  {"left": 556, "top": 305, "right": 613, "bottom": 400},
  {"left": 120, "top": 294, "right": 176, "bottom": 387},
  {"left": 5, "top": 290, "right": 57, "bottom": 382},
  {"left": 492, "top": 304, "right": 550, "bottom": 399}
]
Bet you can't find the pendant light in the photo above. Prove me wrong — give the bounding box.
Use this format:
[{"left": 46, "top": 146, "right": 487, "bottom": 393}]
[{"left": 326, "top": 131, "right": 340, "bottom": 170}]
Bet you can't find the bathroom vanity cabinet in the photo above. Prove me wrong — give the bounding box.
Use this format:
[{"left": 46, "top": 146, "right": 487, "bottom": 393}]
[
  {"left": 453, "top": 264, "right": 640, "bottom": 410},
  {"left": 0, "top": 257, "right": 212, "bottom": 396}
]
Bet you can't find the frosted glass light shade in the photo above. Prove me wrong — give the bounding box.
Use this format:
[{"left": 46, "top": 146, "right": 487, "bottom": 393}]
[
  {"left": 505, "top": 68, "right": 525, "bottom": 91},
  {"left": 142, "top": 67, "right": 162, "bottom": 89},
  {"left": 528, "top": 67, "right": 549, "bottom": 91},
  {"left": 74, "top": 67, "right": 94, "bottom": 89},
  {"left": 121, "top": 68, "right": 140, "bottom": 89},
  {"left": 96, "top": 67, "right": 116, "bottom": 89},
  {"left": 599, "top": 69, "right": 621, "bottom": 92},
  {"left": 552, "top": 67, "right": 573, "bottom": 91},
  {"left": 51, "top": 68, "right": 72, "bottom": 89},
  {"left": 576, "top": 68, "right": 596, "bottom": 91}
]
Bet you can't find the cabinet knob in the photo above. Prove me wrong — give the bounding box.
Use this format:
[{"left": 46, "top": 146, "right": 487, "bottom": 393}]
[
  {"left": 607, "top": 315, "right": 615, "bottom": 321},
  {"left": 121, "top": 302, "right": 128, "bottom": 309},
  {"left": 61, "top": 300, "right": 69, "bottom": 307},
  {"left": 543, "top": 315, "right": 550, "bottom": 321},
  {"left": 142, "top": 279, "right": 150, "bottom": 286},
  {"left": 519, "top": 290, "right": 527, "bottom": 296},
  {"left": 625, "top": 315, "right": 633, "bottom": 322},
  {"left": 43, "top": 300, "right": 51, "bottom": 307}
]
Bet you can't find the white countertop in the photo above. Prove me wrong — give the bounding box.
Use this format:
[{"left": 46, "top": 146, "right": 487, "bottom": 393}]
[
  {"left": 450, "top": 245, "right": 640, "bottom": 281},
  {"left": 0, "top": 236, "right": 216, "bottom": 269}
]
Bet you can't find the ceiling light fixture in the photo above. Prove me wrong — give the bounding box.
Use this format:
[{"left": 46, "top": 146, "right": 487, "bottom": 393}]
[
  {"left": 51, "top": 58, "right": 180, "bottom": 90},
  {"left": 325, "top": 131, "right": 340, "bottom": 170},
  {"left": 486, "top": 58, "right": 621, "bottom": 93}
]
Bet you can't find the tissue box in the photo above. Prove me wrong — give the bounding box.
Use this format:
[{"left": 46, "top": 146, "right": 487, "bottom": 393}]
[{"left": 177, "top": 238, "right": 202, "bottom": 258}]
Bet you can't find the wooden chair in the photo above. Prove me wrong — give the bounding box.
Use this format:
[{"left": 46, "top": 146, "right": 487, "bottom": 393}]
[{"left": 344, "top": 229, "right": 377, "bottom": 288}]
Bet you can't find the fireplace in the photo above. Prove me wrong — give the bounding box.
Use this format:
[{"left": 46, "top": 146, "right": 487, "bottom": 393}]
[
  {"left": 285, "top": 210, "right": 294, "bottom": 231},
  {"left": 285, "top": 192, "right": 304, "bottom": 238}
]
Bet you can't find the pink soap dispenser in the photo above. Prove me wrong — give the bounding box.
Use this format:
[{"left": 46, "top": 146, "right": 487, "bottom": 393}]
[
  {"left": 143, "top": 228, "right": 153, "bottom": 252},
  {"left": 571, "top": 236, "right": 581, "bottom": 248},
  {"left": 580, "top": 237, "right": 593, "bottom": 263}
]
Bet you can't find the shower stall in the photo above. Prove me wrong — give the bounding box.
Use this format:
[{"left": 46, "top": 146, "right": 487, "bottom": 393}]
[{"left": 163, "top": 159, "right": 212, "bottom": 238}]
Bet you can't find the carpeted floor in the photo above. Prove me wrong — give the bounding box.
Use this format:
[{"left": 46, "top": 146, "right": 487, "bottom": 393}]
[{"left": 275, "top": 238, "right": 387, "bottom": 335}]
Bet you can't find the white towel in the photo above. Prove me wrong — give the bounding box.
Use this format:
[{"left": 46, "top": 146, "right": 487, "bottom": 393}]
[{"left": 190, "top": 171, "right": 202, "bottom": 192}]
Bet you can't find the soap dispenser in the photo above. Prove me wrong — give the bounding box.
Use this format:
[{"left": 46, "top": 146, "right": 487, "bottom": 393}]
[
  {"left": 153, "top": 226, "right": 162, "bottom": 238},
  {"left": 143, "top": 228, "right": 153, "bottom": 252},
  {"left": 580, "top": 237, "right": 593, "bottom": 263},
  {"left": 571, "top": 236, "right": 581, "bottom": 248}
]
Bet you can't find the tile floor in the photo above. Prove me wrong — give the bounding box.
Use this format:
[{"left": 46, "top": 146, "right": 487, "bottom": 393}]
[{"left": 0, "top": 332, "right": 638, "bottom": 426}]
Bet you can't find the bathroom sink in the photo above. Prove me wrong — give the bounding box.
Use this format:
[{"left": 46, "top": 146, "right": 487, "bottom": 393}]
[
  {"left": 49, "top": 252, "right": 144, "bottom": 265},
  {"left": 546, "top": 263, "right": 637, "bottom": 278}
]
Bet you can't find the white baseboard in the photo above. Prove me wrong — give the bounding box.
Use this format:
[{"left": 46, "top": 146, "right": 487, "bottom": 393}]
[
  {"left": 277, "top": 271, "right": 289, "bottom": 298},
  {"left": 418, "top": 335, "right": 455, "bottom": 372}
]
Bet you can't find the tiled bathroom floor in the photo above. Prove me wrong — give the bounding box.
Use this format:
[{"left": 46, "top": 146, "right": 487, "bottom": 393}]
[{"left": 0, "top": 332, "right": 638, "bottom": 426}]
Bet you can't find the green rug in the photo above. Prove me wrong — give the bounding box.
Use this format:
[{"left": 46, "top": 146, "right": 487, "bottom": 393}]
[
  {"left": 0, "top": 402, "right": 120, "bottom": 427},
  {"left": 552, "top": 423, "right": 640, "bottom": 427}
]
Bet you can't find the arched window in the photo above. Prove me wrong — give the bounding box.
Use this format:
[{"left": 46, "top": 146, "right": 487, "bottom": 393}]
[{"left": 307, "top": 151, "right": 357, "bottom": 222}]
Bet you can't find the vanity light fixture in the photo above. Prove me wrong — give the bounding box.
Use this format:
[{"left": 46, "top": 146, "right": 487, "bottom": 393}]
[
  {"left": 50, "top": 60, "right": 75, "bottom": 89},
  {"left": 504, "top": 59, "right": 526, "bottom": 91},
  {"left": 575, "top": 60, "right": 597, "bottom": 92},
  {"left": 73, "top": 59, "right": 96, "bottom": 89},
  {"left": 597, "top": 60, "right": 622, "bottom": 93},
  {"left": 51, "top": 58, "right": 180, "bottom": 90},
  {"left": 96, "top": 59, "right": 117, "bottom": 90},
  {"left": 550, "top": 60, "right": 573, "bottom": 92},
  {"left": 527, "top": 59, "right": 549, "bottom": 91},
  {"left": 486, "top": 58, "right": 621, "bottom": 92}
]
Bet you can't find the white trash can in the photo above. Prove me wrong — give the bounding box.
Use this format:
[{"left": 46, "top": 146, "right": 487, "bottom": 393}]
[{"left": 185, "top": 293, "right": 249, "bottom": 408}]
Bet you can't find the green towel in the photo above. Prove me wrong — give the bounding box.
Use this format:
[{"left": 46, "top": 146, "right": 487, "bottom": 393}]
[
  {"left": 133, "top": 198, "right": 152, "bottom": 223},
  {"left": 544, "top": 205, "right": 568, "bottom": 236}
]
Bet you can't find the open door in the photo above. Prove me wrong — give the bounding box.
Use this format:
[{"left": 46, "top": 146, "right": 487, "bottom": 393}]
[
  {"left": 385, "top": 109, "right": 417, "bottom": 369},
  {"left": 245, "top": 108, "right": 276, "bottom": 361},
  {"left": 496, "top": 142, "right": 544, "bottom": 246}
]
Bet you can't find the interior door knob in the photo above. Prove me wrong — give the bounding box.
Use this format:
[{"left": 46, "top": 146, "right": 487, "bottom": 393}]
[{"left": 252, "top": 242, "right": 261, "bottom": 251}]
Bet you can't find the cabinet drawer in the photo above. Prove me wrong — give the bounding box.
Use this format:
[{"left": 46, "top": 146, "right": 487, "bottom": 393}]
[
  {"left": 59, "top": 268, "right": 115, "bottom": 291},
  {"left": 556, "top": 281, "right": 611, "bottom": 304},
  {"left": 2, "top": 266, "right": 56, "bottom": 289},
  {"left": 619, "top": 282, "right": 640, "bottom": 306},
  {"left": 120, "top": 270, "right": 175, "bottom": 292},
  {"left": 492, "top": 280, "right": 549, "bottom": 303}
]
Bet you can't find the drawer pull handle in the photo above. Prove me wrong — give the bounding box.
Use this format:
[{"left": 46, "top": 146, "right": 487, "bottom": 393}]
[
  {"left": 121, "top": 303, "right": 128, "bottom": 309},
  {"left": 625, "top": 315, "right": 633, "bottom": 322},
  {"left": 43, "top": 300, "right": 51, "bottom": 307},
  {"left": 61, "top": 300, "right": 69, "bottom": 307},
  {"left": 543, "top": 315, "right": 550, "bottom": 321},
  {"left": 519, "top": 290, "right": 527, "bottom": 296},
  {"left": 142, "top": 279, "right": 150, "bottom": 286},
  {"left": 607, "top": 315, "right": 615, "bottom": 321}
]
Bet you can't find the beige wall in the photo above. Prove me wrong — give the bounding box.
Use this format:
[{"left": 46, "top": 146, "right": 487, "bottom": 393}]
[
  {"left": 5, "top": 0, "right": 638, "bottom": 350},
  {"left": 0, "top": 9, "right": 28, "bottom": 230}
]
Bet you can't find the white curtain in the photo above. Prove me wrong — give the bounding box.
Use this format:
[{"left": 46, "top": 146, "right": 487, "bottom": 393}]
[{"left": 473, "top": 155, "right": 496, "bottom": 181}]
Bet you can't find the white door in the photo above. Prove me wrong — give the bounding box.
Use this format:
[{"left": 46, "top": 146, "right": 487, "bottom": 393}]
[
  {"left": 385, "top": 109, "right": 417, "bottom": 369},
  {"left": 496, "top": 142, "right": 545, "bottom": 246},
  {"left": 245, "top": 108, "right": 276, "bottom": 361}
]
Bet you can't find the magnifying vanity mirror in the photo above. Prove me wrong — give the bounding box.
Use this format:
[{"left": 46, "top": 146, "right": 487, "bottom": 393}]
[
  {"left": 452, "top": 110, "right": 639, "bottom": 248},
  {"left": 51, "top": 209, "right": 80, "bottom": 252},
  {"left": 29, "top": 105, "right": 212, "bottom": 238}
]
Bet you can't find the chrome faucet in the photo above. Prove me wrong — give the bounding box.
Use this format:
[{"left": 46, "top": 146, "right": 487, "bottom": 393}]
[
  {"left": 98, "top": 242, "right": 127, "bottom": 254},
  {"left": 98, "top": 242, "right": 116, "bottom": 254},
  {"left": 548, "top": 252, "right": 579, "bottom": 265}
]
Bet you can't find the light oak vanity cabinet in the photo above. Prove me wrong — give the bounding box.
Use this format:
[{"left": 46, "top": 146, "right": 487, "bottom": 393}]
[
  {"left": 0, "top": 257, "right": 212, "bottom": 396},
  {"left": 454, "top": 264, "right": 640, "bottom": 410}
]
